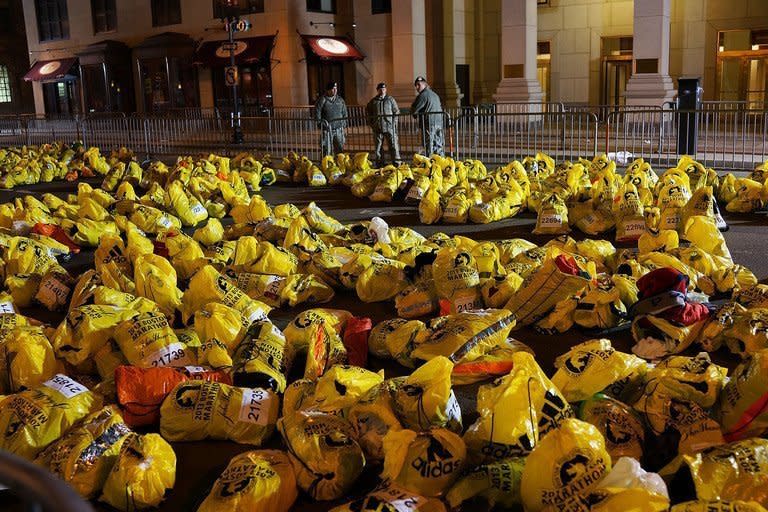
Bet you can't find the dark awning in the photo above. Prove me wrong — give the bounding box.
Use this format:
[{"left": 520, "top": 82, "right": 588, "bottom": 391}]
[
  {"left": 23, "top": 58, "right": 78, "bottom": 82},
  {"left": 194, "top": 35, "right": 275, "bottom": 66},
  {"left": 300, "top": 35, "right": 365, "bottom": 61}
]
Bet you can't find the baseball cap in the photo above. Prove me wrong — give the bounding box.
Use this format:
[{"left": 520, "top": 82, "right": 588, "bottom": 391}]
[
  {"left": 414, "top": 76, "right": 426, "bottom": 85},
  {"left": 326, "top": 81, "right": 338, "bottom": 90},
  {"left": 376, "top": 82, "right": 386, "bottom": 89}
]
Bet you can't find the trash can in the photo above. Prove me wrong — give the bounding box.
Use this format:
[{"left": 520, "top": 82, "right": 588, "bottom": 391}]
[{"left": 677, "top": 77, "right": 702, "bottom": 156}]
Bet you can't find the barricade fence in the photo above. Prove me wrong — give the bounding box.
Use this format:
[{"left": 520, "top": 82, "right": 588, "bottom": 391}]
[{"left": 1, "top": 105, "right": 767, "bottom": 171}]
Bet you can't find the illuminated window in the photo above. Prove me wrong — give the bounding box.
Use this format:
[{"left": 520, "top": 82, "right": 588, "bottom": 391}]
[{"left": 0, "top": 66, "right": 11, "bottom": 103}]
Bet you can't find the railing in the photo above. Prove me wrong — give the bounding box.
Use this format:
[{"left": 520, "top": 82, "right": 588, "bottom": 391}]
[
  {"left": 2, "top": 104, "right": 768, "bottom": 171},
  {"left": 454, "top": 110, "right": 599, "bottom": 163},
  {"left": 605, "top": 107, "right": 768, "bottom": 170}
]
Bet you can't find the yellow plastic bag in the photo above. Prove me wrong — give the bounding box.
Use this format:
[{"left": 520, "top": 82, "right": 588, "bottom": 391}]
[
  {"left": 419, "top": 185, "right": 442, "bottom": 225},
  {"left": 396, "top": 281, "right": 440, "bottom": 319},
  {"left": 197, "top": 450, "right": 297, "bottom": 512},
  {"left": 0, "top": 374, "right": 102, "bottom": 459},
  {"left": 183, "top": 265, "right": 271, "bottom": 326},
  {"left": 521, "top": 418, "right": 611, "bottom": 512},
  {"left": 0, "top": 326, "right": 61, "bottom": 393},
  {"left": 332, "top": 482, "right": 446, "bottom": 512},
  {"left": 463, "top": 352, "right": 573, "bottom": 463},
  {"left": 552, "top": 339, "right": 648, "bottom": 403},
  {"left": 194, "top": 303, "right": 244, "bottom": 368},
  {"left": 614, "top": 183, "right": 646, "bottom": 242},
  {"left": 382, "top": 427, "right": 466, "bottom": 497},
  {"left": 356, "top": 258, "right": 409, "bottom": 303},
  {"left": 534, "top": 193, "right": 570, "bottom": 234},
  {"left": 134, "top": 253, "right": 183, "bottom": 318},
  {"left": 277, "top": 410, "right": 365, "bottom": 501},
  {"left": 100, "top": 432, "right": 176, "bottom": 511},
  {"left": 232, "top": 320, "right": 294, "bottom": 393},
  {"left": 504, "top": 254, "right": 592, "bottom": 327},
  {"left": 232, "top": 238, "right": 299, "bottom": 277},
  {"left": 283, "top": 308, "right": 350, "bottom": 354},
  {"left": 160, "top": 380, "right": 279, "bottom": 445},
  {"left": 660, "top": 438, "right": 768, "bottom": 506},
  {"left": 383, "top": 319, "right": 425, "bottom": 367},
  {"left": 410, "top": 309, "right": 516, "bottom": 363},
  {"left": 393, "top": 356, "right": 462, "bottom": 432},
  {"left": 578, "top": 394, "right": 645, "bottom": 464},
  {"left": 35, "top": 406, "right": 131, "bottom": 499},
  {"left": 285, "top": 365, "right": 383, "bottom": 416},
  {"left": 115, "top": 311, "right": 193, "bottom": 369},
  {"left": 431, "top": 247, "right": 483, "bottom": 313},
  {"left": 445, "top": 457, "right": 524, "bottom": 510},
  {"left": 348, "top": 381, "right": 402, "bottom": 462},
  {"left": 718, "top": 349, "right": 768, "bottom": 441},
  {"left": 52, "top": 304, "right": 138, "bottom": 367}
]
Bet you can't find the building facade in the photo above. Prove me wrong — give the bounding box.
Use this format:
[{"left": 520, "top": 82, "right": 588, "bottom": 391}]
[
  {"left": 18, "top": 0, "right": 768, "bottom": 116},
  {"left": 0, "top": 0, "right": 34, "bottom": 114}
]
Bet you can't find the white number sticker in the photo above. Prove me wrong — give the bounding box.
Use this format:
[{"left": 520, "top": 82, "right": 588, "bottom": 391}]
[
  {"left": 144, "top": 342, "right": 192, "bottom": 368},
  {"left": 44, "top": 374, "right": 88, "bottom": 399},
  {"left": 239, "top": 388, "right": 272, "bottom": 425}
]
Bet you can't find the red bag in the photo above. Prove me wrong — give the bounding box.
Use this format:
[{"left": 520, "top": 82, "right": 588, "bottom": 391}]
[
  {"left": 343, "top": 316, "right": 372, "bottom": 367},
  {"left": 32, "top": 223, "right": 81, "bottom": 254},
  {"left": 115, "top": 365, "right": 231, "bottom": 427}
]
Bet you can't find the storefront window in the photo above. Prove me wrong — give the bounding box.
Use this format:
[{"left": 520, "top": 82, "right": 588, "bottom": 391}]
[
  {"left": 0, "top": 65, "right": 11, "bottom": 103},
  {"left": 81, "top": 63, "right": 108, "bottom": 112},
  {"left": 140, "top": 56, "right": 199, "bottom": 112},
  {"left": 212, "top": 63, "right": 272, "bottom": 114}
]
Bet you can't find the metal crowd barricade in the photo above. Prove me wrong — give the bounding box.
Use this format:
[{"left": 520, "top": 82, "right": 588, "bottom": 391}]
[
  {"left": 262, "top": 116, "right": 327, "bottom": 162},
  {"left": 24, "top": 115, "right": 82, "bottom": 147},
  {"left": 0, "top": 115, "right": 26, "bottom": 146},
  {"left": 453, "top": 109, "right": 598, "bottom": 164},
  {"left": 327, "top": 111, "right": 454, "bottom": 160},
  {"left": 143, "top": 115, "right": 229, "bottom": 160},
  {"left": 606, "top": 107, "right": 768, "bottom": 171}
]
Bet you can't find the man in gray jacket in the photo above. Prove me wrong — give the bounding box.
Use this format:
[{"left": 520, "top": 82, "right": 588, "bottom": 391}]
[
  {"left": 366, "top": 82, "right": 401, "bottom": 166},
  {"left": 315, "top": 82, "right": 348, "bottom": 156},
  {"left": 410, "top": 76, "right": 444, "bottom": 156}
]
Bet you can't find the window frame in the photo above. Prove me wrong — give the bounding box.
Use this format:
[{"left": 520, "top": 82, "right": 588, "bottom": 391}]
[
  {"left": 151, "top": 0, "right": 182, "bottom": 27},
  {"left": 306, "top": 0, "right": 335, "bottom": 14},
  {"left": 371, "top": 0, "right": 390, "bottom": 15},
  {"left": 212, "top": 0, "right": 264, "bottom": 18},
  {"left": 0, "top": 65, "right": 12, "bottom": 104},
  {"left": 91, "top": 0, "right": 117, "bottom": 34},
  {"left": 35, "top": 0, "right": 70, "bottom": 42}
]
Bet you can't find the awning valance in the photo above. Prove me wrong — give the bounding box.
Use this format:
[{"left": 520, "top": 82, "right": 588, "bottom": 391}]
[
  {"left": 194, "top": 35, "right": 275, "bottom": 66},
  {"left": 23, "top": 58, "right": 78, "bottom": 82},
  {"left": 300, "top": 35, "right": 365, "bottom": 61}
]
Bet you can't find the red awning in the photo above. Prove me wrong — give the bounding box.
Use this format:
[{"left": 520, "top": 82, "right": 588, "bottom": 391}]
[
  {"left": 194, "top": 35, "right": 275, "bottom": 66},
  {"left": 23, "top": 58, "right": 78, "bottom": 82},
  {"left": 300, "top": 35, "right": 365, "bottom": 61}
]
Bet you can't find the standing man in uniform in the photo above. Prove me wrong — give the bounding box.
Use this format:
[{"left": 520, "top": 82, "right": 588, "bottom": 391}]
[
  {"left": 410, "top": 76, "right": 444, "bottom": 156},
  {"left": 315, "top": 82, "right": 348, "bottom": 156},
  {"left": 366, "top": 82, "right": 401, "bottom": 167}
]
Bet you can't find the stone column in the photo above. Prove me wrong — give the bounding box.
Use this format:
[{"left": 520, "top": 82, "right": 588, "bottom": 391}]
[
  {"left": 431, "top": 0, "right": 463, "bottom": 108},
  {"left": 493, "top": 0, "right": 543, "bottom": 103},
  {"left": 389, "top": 0, "right": 428, "bottom": 106},
  {"left": 624, "top": 0, "right": 676, "bottom": 106}
]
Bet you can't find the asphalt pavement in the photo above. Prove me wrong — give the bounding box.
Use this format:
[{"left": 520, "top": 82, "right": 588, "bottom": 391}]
[{"left": 0, "top": 178, "right": 766, "bottom": 511}]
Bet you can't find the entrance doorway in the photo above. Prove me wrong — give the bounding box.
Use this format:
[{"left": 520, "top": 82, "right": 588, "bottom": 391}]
[
  {"left": 42, "top": 81, "right": 80, "bottom": 116},
  {"left": 717, "top": 29, "right": 768, "bottom": 108},
  {"left": 306, "top": 60, "right": 344, "bottom": 104},
  {"left": 456, "top": 64, "right": 469, "bottom": 107}
]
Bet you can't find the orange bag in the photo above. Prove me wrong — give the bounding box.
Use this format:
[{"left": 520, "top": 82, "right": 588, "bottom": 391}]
[{"left": 115, "top": 365, "right": 231, "bottom": 427}]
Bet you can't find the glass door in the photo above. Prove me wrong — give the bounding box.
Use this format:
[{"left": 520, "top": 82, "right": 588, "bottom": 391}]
[{"left": 745, "top": 56, "right": 768, "bottom": 108}]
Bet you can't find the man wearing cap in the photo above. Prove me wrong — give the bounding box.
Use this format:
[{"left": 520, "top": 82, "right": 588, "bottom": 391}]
[
  {"left": 366, "top": 82, "right": 401, "bottom": 166},
  {"left": 315, "top": 82, "right": 348, "bottom": 156},
  {"left": 410, "top": 76, "right": 444, "bottom": 156}
]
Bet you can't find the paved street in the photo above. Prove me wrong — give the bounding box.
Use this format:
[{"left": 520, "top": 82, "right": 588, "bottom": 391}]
[{"left": 0, "top": 178, "right": 765, "bottom": 511}]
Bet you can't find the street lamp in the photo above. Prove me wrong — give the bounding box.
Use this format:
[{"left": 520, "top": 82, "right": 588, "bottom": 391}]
[{"left": 218, "top": 0, "right": 248, "bottom": 144}]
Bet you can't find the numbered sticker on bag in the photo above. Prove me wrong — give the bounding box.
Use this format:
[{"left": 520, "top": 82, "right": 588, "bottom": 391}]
[
  {"left": 624, "top": 219, "right": 646, "bottom": 235},
  {"left": 44, "top": 374, "right": 88, "bottom": 399},
  {"left": 541, "top": 214, "right": 563, "bottom": 228},
  {"left": 453, "top": 292, "right": 482, "bottom": 313},
  {"left": 144, "top": 342, "right": 192, "bottom": 368},
  {"left": 0, "top": 301, "right": 15, "bottom": 314},
  {"left": 191, "top": 203, "right": 207, "bottom": 217},
  {"left": 239, "top": 388, "right": 272, "bottom": 425}
]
